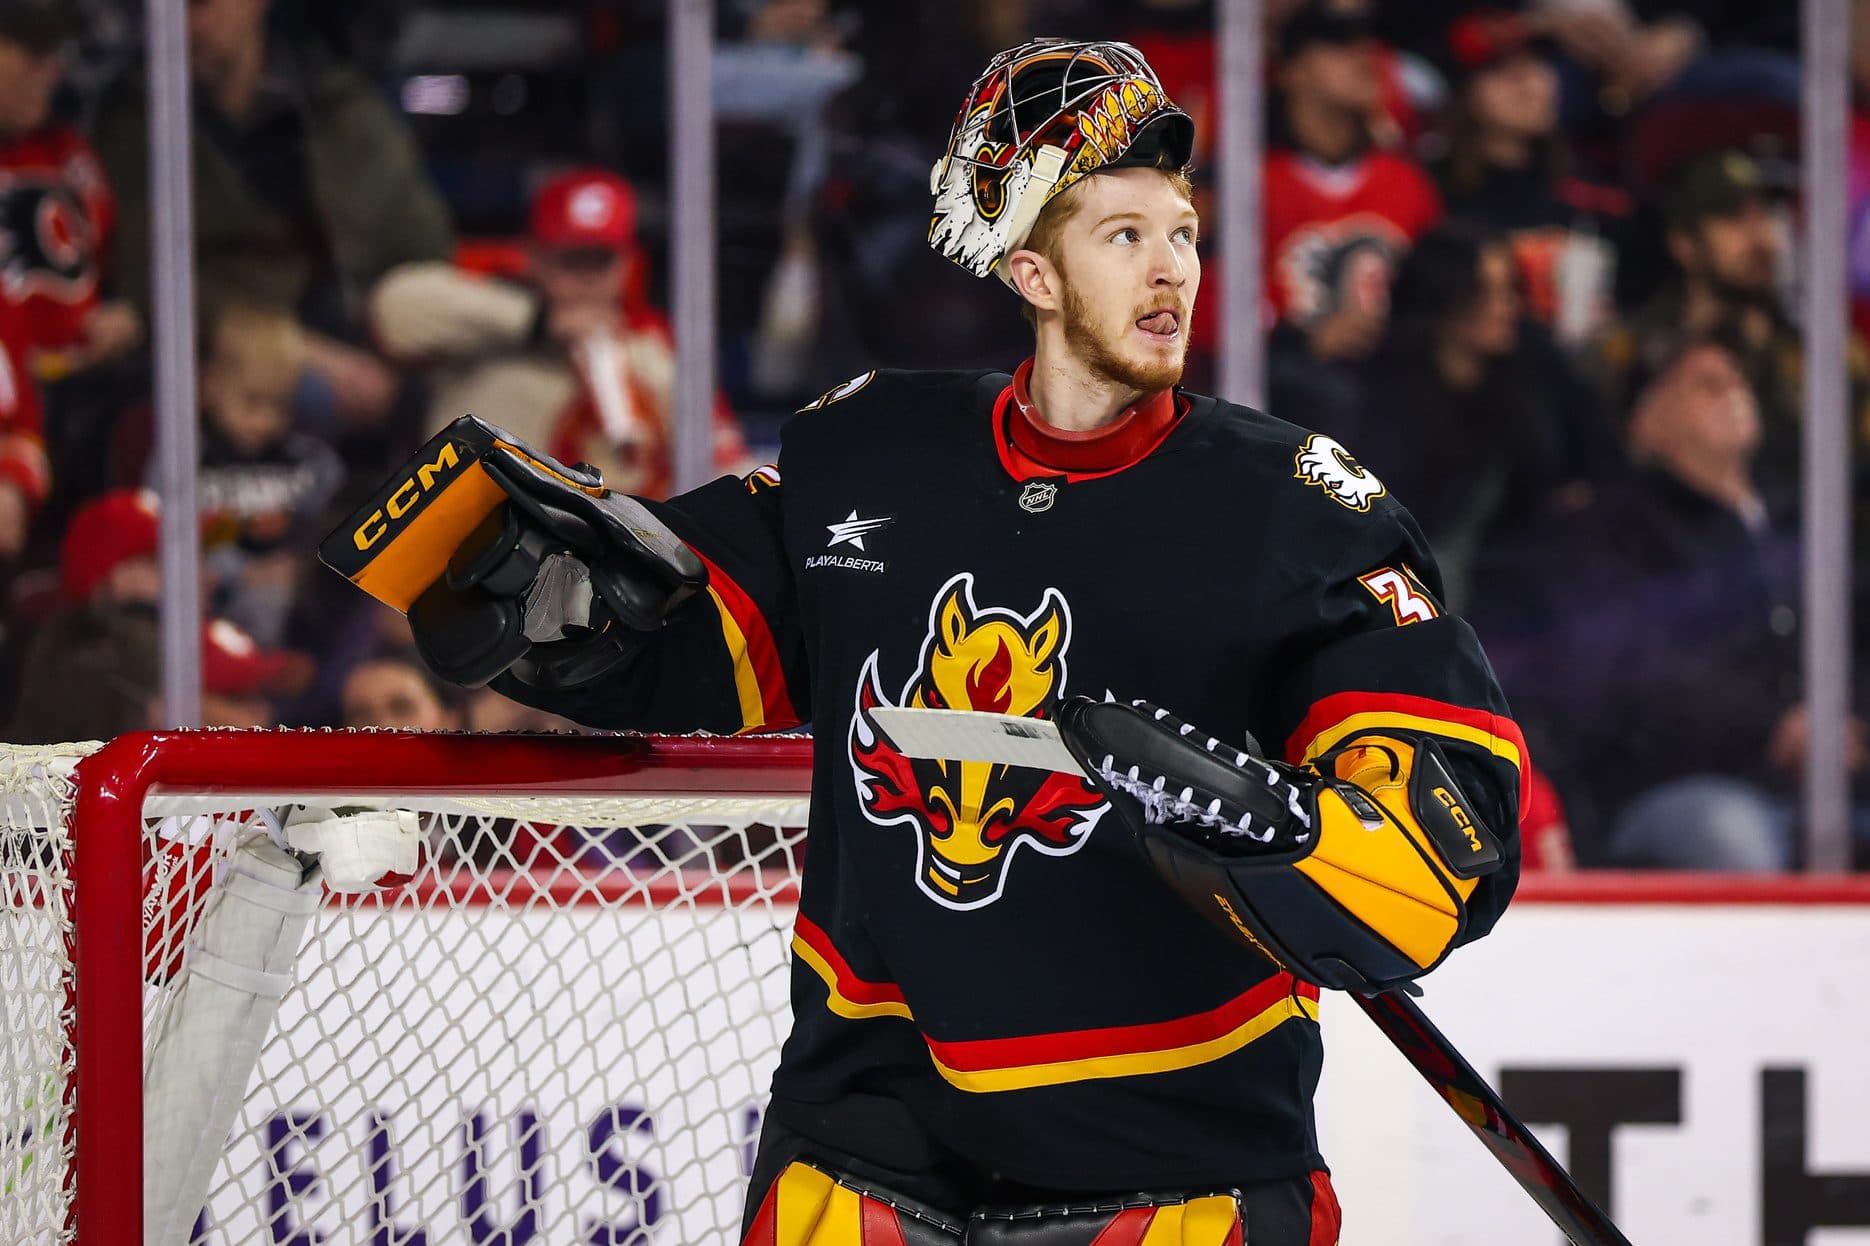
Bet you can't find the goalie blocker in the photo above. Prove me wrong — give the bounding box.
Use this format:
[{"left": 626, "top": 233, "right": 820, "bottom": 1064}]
[
  {"left": 1056, "top": 697, "right": 1503, "bottom": 992},
  {"left": 318, "top": 416, "right": 705, "bottom": 691}
]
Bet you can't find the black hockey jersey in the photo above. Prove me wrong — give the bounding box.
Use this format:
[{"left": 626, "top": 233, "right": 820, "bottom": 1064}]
[{"left": 496, "top": 367, "right": 1525, "bottom": 1190}]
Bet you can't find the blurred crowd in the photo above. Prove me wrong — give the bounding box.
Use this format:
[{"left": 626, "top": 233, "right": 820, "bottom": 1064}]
[{"left": 0, "top": 0, "right": 1863, "bottom": 870}]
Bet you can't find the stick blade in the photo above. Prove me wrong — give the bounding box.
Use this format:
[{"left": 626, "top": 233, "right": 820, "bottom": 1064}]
[{"left": 866, "top": 707, "right": 1086, "bottom": 776}]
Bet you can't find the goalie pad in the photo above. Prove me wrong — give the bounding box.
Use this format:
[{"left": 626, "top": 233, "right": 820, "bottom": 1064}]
[
  {"left": 1056, "top": 697, "right": 1503, "bottom": 992},
  {"left": 741, "top": 1160, "right": 962, "bottom": 1246},
  {"left": 741, "top": 1161, "right": 1243, "bottom": 1246},
  {"left": 318, "top": 415, "right": 706, "bottom": 689},
  {"left": 969, "top": 1191, "right": 1243, "bottom": 1246}
]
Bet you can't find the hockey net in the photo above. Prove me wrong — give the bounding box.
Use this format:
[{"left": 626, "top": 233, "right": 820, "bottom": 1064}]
[{"left": 0, "top": 729, "right": 813, "bottom": 1246}]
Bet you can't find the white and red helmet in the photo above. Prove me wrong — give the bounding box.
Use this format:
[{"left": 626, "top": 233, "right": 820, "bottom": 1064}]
[{"left": 929, "top": 39, "right": 1195, "bottom": 286}]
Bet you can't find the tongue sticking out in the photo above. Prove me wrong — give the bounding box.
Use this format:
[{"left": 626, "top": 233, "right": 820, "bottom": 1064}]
[{"left": 1137, "top": 311, "right": 1177, "bottom": 336}]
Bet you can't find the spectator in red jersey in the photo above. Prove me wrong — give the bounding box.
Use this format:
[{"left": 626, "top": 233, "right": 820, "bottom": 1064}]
[
  {"left": 0, "top": 295, "right": 49, "bottom": 561},
  {"left": 371, "top": 167, "right": 752, "bottom": 501},
  {"left": 1519, "top": 765, "right": 1575, "bottom": 872},
  {"left": 1430, "top": 9, "right": 1632, "bottom": 347},
  {"left": 1263, "top": 1, "right": 1442, "bottom": 367},
  {"left": 0, "top": 0, "right": 142, "bottom": 381}
]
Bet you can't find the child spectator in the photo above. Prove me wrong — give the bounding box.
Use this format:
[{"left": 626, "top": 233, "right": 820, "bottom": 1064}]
[
  {"left": 196, "top": 305, "right": 342, "bottom": 644},
  {"left": 372, "top": 167, "right": 752, "bottom": 500}
]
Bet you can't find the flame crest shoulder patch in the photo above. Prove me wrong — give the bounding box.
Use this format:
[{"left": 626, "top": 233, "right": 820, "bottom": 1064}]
[
  {"left": 848, "top": 572, "right": 1108, "bottom": 910},
  {"left": 1294, "top": 433, "right": 1386, "bottom": 512}
]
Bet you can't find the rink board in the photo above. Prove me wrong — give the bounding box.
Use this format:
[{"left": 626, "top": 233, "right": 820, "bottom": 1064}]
[
  {"left": 180, "top": 880, "right": 1870, "bottom": 1246},
  {"left": 1319, "top": 879, "right": 1870, "bottom": 1246}
]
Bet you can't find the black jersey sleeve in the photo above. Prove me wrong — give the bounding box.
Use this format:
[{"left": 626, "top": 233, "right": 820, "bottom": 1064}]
[
  {"left": 1253, "top": 473, "right": 1525, "bottom": 942},
  {"left": 490, "top": 464, "right": 807, "bottom": 734}
]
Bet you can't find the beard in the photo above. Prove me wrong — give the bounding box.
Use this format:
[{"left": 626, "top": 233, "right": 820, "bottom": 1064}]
[
  {"left": 1708, "top": 268, "right": 1778, "bottom": 311},
  {"left": 1060, "top": 279, "right": 1188, "bottom": 395}
]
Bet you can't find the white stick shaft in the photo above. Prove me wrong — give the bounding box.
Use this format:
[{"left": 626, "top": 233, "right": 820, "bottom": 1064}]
[{"left": 866, "top": 707, "right": 1086, "bottom": 775}]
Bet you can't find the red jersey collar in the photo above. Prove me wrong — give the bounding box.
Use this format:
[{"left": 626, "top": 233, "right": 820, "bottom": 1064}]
[{"left": 996, "top": 357, "right": 1184, "bottom": 482}]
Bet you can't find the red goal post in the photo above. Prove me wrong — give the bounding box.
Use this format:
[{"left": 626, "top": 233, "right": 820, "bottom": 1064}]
[{"left": 0, "top": 729, "right": 814, "bottom": 1246}]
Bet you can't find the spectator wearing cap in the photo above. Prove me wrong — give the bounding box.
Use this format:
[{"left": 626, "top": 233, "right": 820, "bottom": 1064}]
[
  {"left": 372, "top": 167, "right": 752, "bottom": 501},
  {"left": 1593, "top": 150, "right": 1870, "bottom": 527},
  {"left": 5, "top": 488, "right": 311, "bottom": 739},
  {"left": 91, "top": 0, "right": 451, "bottom": 428},
  {"left": 1263, "top": 1, "right": 1442, "bottom": 373},
  {"left": 0, "top": 0, "right": 141, "bottom": 380},
  {"left": 1477, "top": 335, "right": 1870, "bottom": 869},
  {"left": 1430, "top": 9, "right": 1632, "bottom": 347}
]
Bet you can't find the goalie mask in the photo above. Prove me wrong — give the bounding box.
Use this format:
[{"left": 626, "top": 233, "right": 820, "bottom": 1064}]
[{"left": 929, "top": 38, "right": 1195, "bottom": 286}]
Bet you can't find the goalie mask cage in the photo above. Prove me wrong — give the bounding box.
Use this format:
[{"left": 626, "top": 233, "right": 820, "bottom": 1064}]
[{"left": 0, "top": 729, "right": 814, "bottom": 1246}]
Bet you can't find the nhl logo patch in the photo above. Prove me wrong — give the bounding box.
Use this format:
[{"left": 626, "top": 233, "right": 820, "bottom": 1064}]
[{"left": 1018, "top": 480, "right": 1058, "bottom": 513}]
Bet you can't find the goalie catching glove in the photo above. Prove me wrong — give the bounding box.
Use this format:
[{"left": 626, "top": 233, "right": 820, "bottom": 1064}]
[
  {"left": 318, "top": 416, "right": 705, "bottom": 691},
  {"left": 1055, "top": 697, "right": 1503, "bottom": 992}
]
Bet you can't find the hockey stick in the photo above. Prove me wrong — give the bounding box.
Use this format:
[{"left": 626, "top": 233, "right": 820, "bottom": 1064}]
[
  {"left": 1350, "top": 988, "right": 1632, "bottom": 1246},
  {"left": 869, "top": 706, "right": 1634, "bottom": 1246}
]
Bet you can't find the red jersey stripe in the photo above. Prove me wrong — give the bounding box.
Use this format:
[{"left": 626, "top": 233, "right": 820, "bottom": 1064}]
[
  {"left": 923, "top": 974, "right": 1317, "bottom": 1072},
  {"left": 793, "top": 915, "right": 1319, "bottom": 1090},
  {"left": 792, "top": 915, "right": 911, "bottom": 1012},
  {"left": 1284, "top": 690, "right": 1531, "bottom": 811},
  {"left": 694, "top": 550, "right": 799, "bottom": 732}
]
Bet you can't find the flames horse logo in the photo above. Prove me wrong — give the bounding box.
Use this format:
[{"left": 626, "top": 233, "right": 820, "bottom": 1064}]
[
  {"left": 1294, "top": 432, "right": 1386, "bottom": 512},
  {"left": 850, "top": 572, "right": 1107, "bottom": 910}
]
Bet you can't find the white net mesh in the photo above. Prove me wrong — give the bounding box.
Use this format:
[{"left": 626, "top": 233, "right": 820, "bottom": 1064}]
[
  {"left": 0, "top": 735, "right": 810, "bottom": 1246},
  {"left": 0, "top": 744, "right": 86, "bottom": 1246}
]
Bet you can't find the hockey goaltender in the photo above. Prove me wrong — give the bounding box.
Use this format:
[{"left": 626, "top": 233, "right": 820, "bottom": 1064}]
[{"left": 330, "top": 38, "right": 1524, "bottom": 1246}]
